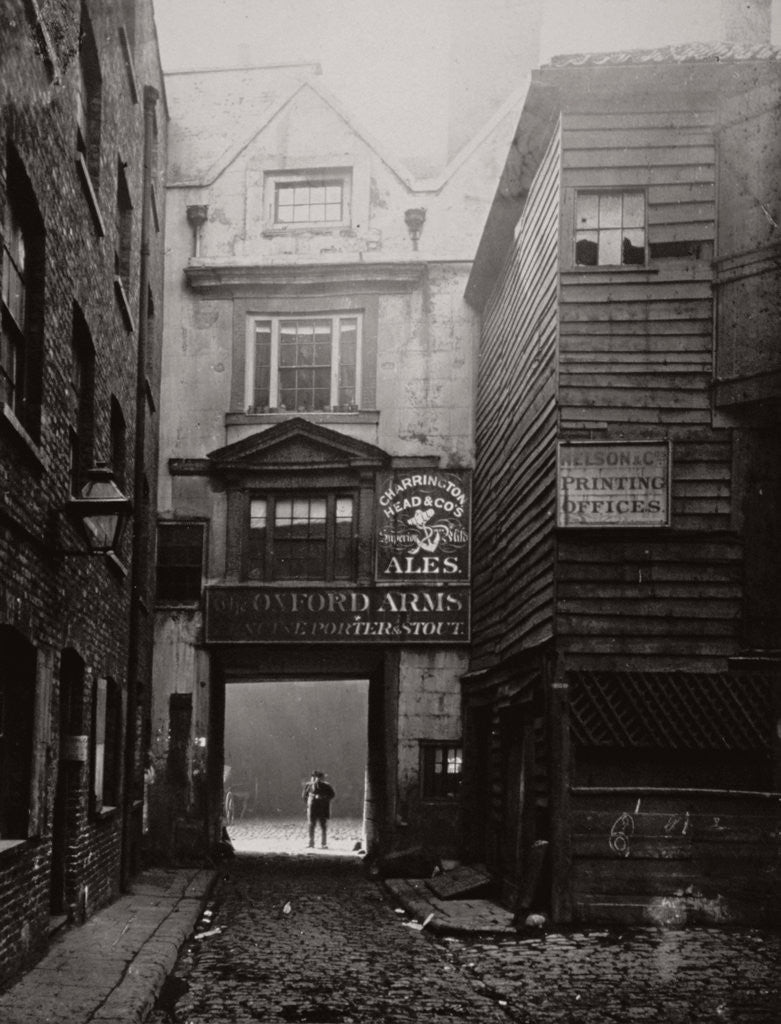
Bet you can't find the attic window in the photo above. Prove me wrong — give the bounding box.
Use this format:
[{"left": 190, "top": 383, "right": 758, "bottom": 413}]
[{"left": 267, "top": 170, "right": 351, "bottom": 228}]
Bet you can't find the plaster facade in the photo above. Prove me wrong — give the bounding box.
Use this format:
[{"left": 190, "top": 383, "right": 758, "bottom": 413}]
[{"left": 151, "top": 63, "right": 520, "bottom": 861}]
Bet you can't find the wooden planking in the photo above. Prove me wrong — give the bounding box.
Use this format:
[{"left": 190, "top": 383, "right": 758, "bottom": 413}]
[
  {"left": 563, "top": 128, "right": 714, "bottom": 150},
  {"left": 471, "top": 125, "right": 562, "bottom": 666},
  {"left": 563, "top": 145, "right": 714, "bottom": 169},
  {"left": 562, "top": 165, "right": 713, "bottom": 187},
  {"left": 565, "top": 111, "right": 716, "bottom": 131}
]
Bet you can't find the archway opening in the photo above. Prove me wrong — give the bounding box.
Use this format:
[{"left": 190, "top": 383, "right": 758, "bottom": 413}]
[{"left": 223, "top": 678, "right": 369, "bottom": 854}]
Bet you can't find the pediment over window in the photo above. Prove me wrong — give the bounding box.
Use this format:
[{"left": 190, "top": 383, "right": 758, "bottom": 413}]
[{"left": 206, "top": 417, "right": 389, "bottom": 476}]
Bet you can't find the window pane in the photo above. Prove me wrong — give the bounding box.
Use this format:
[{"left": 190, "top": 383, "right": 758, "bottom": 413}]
[
  {"left": 575, "top": 232, "right": 598, "bottom": 266},
  {"left": 325, "top": 186, "right": 342, "bottom": 203},
  {"left": 576, "top": 193, "right": 599, "bottom": 230},
  {"left": 253, "top": 322, "right": 271, "bottom": 409},
  {"left": 156, "top": 524, "right": 205, "bottom": 602},
  {"left": 623, "top": 191, "right": 645, "bottom": 227},
  {"left": 599, "top": 228, "right": 622, "bottom": 265},
  {"left": 622, "top": 230, "right": 645, "bottom": 266},
  {"left": 250, "top": 499, "right": 267, "bottom": 529},
  {"left": 599, "top": 193, "right": 622, "bottom": 228}
]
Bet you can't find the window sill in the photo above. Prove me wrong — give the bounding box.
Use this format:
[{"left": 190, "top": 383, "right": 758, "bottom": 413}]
[
  {"left": 75, "top": 153, "right": 106, "bottom": 238},
  {"left": 114, "top": 276, "right": 135, "bottom": 332},
  {"left": 0, "top": 403, "right": 46, "bottom": 468},
  {"left": 107, "top": 551, "right": 129, "bottom": 578},
  {"left": 93, "top": 805, "right": 119, "bottom": 822},
  {"left": 262, "top": 226, "right": 354, "bottom": 237},
  {"left": 563, "top": 265, "right": 660, "bottom": 276},
  {"left": 0, "top": 838, "right": 28, "bottom": 855},
  {"left": 226, "top": 409, "right": 379, "bottom": 427},
  {"left": 119, "top": 25, "right": 139, "bottom": 104}
]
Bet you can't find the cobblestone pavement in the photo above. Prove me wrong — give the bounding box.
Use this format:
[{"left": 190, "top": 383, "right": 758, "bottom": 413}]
[
  {"left": 154, "top": 836, "right": 781, "bottom": 1024},
  {"left": 441, "top": 928, "right": 781, "bottom": 1024},
  {"left": 158, "top": 852, "right": 510, "bottom": 1024}
]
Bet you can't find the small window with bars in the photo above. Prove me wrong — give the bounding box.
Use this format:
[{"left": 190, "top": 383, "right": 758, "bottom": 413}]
[
  {"left": 575, "top": 190, "right": 646, "bottom": 267},
  {"left": 247, "top": 492, "right": 356, "bottom": 581},
  {"left": 420, "top": 742, "right": 463, "bottom": 800},
  {"left": 156, "top": 523, "right": 205, "bottom": 603}
]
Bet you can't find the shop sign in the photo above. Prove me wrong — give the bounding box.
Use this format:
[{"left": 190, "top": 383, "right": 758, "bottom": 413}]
[
  {"left": 376, "top": 470, "right": 470, "bottom": 580},
  {"left": 557, "top": 441, "right": 670, "bottom": 527},
  {"left": 204, "top": 585, "right": 470, "bottom": 644}
]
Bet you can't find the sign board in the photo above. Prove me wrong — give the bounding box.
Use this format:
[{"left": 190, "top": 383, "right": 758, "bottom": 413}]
[
  {"left": 376, "top": 470, "right": 470, "bottom": 581},
  {"left": 205, "top": 585, "right": 470, "bottom": 644},
  {"left": 557, "top": 441, "right": 670, "bottom": 528}
]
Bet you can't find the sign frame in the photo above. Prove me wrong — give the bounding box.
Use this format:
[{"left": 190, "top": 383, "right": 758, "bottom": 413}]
[
  {"left": 204, "top": 584, "right": 471, "bottom": 645},
  {"left": 556, "top": 440, "right": 671, "bottom": 529},
  {"left": 375, "top": 469, "right": 471, "bottom": 583}
]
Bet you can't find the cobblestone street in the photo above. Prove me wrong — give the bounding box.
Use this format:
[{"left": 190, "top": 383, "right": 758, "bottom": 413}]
[{"left": 150, "top": 817, "right": 781, "bottom": 1024}]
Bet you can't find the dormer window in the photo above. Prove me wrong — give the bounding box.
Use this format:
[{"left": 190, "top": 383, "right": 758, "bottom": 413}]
[{"left": 266, "top": 169, "right": 351, "bottom": 229}]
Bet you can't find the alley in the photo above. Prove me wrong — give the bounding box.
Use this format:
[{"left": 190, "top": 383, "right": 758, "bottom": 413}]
[
  {"left": 154, "top": 852, "right": 510, "bottom": 1024},
  {"left": 152, "top": 846, "right": 781, "bottom": 1024}
]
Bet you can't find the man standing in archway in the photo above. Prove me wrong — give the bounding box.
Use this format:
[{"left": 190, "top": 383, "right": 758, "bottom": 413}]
[{"left": 302, "top": 770, "right": 336, "bottom": 849}]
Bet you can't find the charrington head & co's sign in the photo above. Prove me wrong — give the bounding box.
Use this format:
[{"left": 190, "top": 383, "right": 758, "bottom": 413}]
[
  {"left": 376, "top": 470, "right": 470, "bottom": 580},
  {"left": 557, "top": 441, "right": 670, "bottom": 528}
]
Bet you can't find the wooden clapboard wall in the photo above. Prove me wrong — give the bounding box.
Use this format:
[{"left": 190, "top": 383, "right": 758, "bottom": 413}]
[
  {"left": 469, "top": 122, "right": 562, "bottom": 671},
  {"left": 554, "top": 103, "right": 743, "bottom": 670}
]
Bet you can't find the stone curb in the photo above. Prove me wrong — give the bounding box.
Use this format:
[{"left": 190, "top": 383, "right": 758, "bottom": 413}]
[{"left": 93, "top": 872, "right": 218, "bottom": 1024}]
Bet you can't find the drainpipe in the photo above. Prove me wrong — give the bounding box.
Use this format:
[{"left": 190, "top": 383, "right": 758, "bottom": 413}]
[{"left": 122, "top": 84, "right": 158, "bottom": 890}]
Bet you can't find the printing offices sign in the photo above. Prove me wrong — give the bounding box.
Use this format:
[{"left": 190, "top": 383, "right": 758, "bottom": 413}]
[
  {"left": 376, "top": 471, "right": 471, "bottom": 580},
  {"left": 557, "top": 441, "right": 670, "bottom": 527}
]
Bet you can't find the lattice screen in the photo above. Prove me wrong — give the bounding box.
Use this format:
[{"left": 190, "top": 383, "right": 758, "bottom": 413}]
[{"left": 568, "top": 671, "right": 773, "bottom": 751}]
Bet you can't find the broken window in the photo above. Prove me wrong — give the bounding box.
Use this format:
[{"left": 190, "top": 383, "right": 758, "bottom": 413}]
[{"left": 575, "top": 190, "right": 645, "bottom": 267}]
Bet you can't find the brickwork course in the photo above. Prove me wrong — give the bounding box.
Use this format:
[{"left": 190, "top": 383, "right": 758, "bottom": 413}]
[{"left": 0, "top": 0, "right": 166, "bottom": 989}]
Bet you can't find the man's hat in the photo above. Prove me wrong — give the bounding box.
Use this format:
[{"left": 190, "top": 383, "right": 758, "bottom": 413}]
[{"left": 312, "top": 770, "right": 324, "bottom": 778}]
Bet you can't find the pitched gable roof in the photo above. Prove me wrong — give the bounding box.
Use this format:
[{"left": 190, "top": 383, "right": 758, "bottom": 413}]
[{"left": 166, "top": 63, "right": 526, "bottom": 196}]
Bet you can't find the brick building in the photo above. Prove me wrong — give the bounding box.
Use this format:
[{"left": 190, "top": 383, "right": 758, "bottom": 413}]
[
  {"left": 148, "top": 53, "right": 526, "bottom": 862},
  {"left": 464, "top": 38, "right": 781, "bottom": 925},
  {"left": 0, "top": 0, "right": 165, "bottom": 986}
]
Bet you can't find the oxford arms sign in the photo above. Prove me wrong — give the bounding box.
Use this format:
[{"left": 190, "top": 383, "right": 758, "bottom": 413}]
[{"left": 204, "top": 585, "right": 470, "bottom": 644}]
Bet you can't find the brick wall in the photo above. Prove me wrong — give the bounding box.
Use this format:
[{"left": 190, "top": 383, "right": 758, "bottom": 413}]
[{"left": 0, "top": 0, "right": 165, "bottom": 990}]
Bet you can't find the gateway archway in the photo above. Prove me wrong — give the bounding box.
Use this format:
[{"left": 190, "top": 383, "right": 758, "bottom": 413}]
[{"left": 223, "top": 678, "right": 369, "bottom": 853}]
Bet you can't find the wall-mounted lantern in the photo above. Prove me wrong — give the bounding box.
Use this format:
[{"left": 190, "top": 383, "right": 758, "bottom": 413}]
[
  {"left": 404, "top": 207, "right": 426, "bottom": 251},
  {"left": 186, "top": 204, "right": 209, "bottom": 257},
  {"left": 64, "top": 465, "right": 132, "bottom": 555}
]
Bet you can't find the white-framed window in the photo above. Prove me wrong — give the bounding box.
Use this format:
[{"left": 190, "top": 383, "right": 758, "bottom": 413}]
[
  {"left": 245, "top": 314, "right": 361, "bottom": 413},
  {"left": 575, "top": 190, "right": 646, "bottom": 267},
  {"left": 266, "top": 170, "right": 351, "bottom": 228}
]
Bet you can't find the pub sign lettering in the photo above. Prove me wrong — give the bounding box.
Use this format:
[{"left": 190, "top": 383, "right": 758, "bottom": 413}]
[
  {"left": 376, "top": 470, "right": 471, "bottom": 580},
  {"left": 205, "top": 585, "right": 470, "bottom": 644}
]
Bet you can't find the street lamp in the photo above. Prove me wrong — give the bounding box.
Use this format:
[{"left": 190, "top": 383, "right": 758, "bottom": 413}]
[{"left": 65, "top": 465, "right": 132, "bottom": 555}]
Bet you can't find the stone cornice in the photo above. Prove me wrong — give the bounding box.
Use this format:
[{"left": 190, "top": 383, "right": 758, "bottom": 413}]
[{"left": 184, "top": 260, "right": 427, "bottom": 296}]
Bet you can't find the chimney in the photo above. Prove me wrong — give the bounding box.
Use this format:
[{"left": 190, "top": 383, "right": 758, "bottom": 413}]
[{"left": 720, "top": 0, "right": 772, "bottom": 45}]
